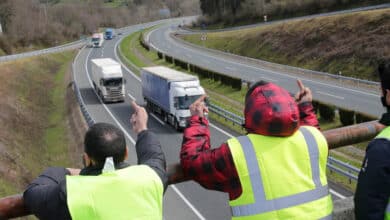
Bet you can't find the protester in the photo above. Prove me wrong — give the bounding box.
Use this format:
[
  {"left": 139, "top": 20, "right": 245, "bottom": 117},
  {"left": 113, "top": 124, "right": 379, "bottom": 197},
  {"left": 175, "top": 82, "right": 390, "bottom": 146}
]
[
  {"left": 355, "top": 61, "right": 390, "bottom": 220},
  {"left": 23, "top": 101, "right": 167, "bottom": 220},
  {"left": 180, "top": 80, "right": 333, "bottom": 219}
]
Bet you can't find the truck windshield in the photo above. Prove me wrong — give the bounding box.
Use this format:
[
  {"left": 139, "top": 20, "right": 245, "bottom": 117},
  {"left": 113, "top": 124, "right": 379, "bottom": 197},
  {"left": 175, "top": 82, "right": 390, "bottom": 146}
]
[
  {"left": 176, "top": 95, "right": 201, "bottom": 110},
  {"left": 92, "top": 38, "right": 99, "bottom": 42},
  {"left": 103, "top": 78, "right": 122, "bottom": 87}
]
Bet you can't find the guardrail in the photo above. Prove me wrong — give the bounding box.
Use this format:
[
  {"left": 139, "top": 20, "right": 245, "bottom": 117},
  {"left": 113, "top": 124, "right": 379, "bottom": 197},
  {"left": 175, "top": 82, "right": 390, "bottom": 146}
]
[
  {"left": 328, "top": 156, "right": 360, "bottom": 183},
  {"left": 170, "top": 33, "right": 380, "bottom": 88},
  {"left": 0, "top": 39, "right": 87, "bottom": 63}
]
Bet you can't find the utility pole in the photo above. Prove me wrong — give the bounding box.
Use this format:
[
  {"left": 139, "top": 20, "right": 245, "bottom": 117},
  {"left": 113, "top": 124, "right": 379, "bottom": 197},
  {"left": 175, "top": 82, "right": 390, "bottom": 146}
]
[{"left": 0, "top": 18, "right": 3, "bottom": 34}]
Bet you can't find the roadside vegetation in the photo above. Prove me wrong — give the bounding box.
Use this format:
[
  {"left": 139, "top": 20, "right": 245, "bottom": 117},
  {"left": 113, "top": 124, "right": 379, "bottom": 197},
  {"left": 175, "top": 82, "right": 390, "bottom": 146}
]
[
  {"left": 0, "top": 51, "right": 82, "bottom": 199},
  {"left": 195, "top": 0, "right": 388, "bottom": 28},
  {"left": 0, "top": 0, "right": 199, "bottom": 55},
  {"left": 183, "top": 8, "right": 390, "bottom": 81}
]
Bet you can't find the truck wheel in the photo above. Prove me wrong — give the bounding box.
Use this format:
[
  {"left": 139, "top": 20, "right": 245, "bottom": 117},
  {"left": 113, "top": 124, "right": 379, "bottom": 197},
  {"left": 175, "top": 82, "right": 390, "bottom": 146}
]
[
  {"left": 98, "top": 90, "right": 105, "bottom": 103},
  {"left": 174, "top": 120, "right": 180, "bottom": 131}
]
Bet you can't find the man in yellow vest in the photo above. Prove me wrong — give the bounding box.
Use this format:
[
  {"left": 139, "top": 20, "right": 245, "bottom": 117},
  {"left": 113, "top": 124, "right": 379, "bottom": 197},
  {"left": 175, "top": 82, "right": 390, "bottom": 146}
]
[
  {"left": 180, "top": 80, "right": 333, "bottom": 219},
  {"left": 355, "top": 61, "right": 390, "bottom": 220},
  {"left": 23, "top": 101, "right": 167, "bottom": 220}
]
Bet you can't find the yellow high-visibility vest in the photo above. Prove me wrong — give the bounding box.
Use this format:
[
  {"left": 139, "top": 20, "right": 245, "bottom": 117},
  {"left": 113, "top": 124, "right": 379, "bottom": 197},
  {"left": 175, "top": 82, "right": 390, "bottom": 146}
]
[
  {"left": 375, "top": 126, "right": 390, "bottom": 220},
  {"left": 228, "top": 126, "right": 333, "bottom": 220},
  {"left": 66, "top": 165, "right": 163, "bottom": 220}
]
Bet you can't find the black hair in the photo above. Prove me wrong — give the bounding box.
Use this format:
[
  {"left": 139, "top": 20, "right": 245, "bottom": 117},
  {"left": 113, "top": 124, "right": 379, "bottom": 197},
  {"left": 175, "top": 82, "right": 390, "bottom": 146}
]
[
  {"left": 245, "top": 80, "right": 269, "bottom": 103},
  {"left": 84, "top": 122, "right": 126, "bottom": 167},
  {"left": 378, "top": 61, "right": 390, "bottom": 94}
]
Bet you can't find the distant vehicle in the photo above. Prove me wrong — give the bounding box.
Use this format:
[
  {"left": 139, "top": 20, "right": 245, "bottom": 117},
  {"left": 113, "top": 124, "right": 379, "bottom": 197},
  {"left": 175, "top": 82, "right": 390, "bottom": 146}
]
[
  {"left": 91, "top": 33, "right": 104, "bottom": 48},
  {"left": 91, "top": 58, "right": 125, "bottom": 103},
  {"left": 104, "top": 28, "right": 114, "bottom": 40},
  {"left": 141, "top": 66, "right": 205, "bottom": 130}
]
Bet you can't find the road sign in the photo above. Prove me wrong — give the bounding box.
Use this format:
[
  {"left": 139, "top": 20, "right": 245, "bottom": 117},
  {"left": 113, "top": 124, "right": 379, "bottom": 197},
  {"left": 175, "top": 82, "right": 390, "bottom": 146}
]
[{"left": 201, "top": 33, "right": 207, "bottom": 41}]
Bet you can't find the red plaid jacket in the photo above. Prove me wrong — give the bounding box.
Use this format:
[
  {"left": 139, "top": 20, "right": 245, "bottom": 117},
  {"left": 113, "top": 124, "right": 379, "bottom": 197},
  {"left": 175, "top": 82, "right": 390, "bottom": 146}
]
[{"left": 180, "top": 102, "right": 320, "bottom": 200}]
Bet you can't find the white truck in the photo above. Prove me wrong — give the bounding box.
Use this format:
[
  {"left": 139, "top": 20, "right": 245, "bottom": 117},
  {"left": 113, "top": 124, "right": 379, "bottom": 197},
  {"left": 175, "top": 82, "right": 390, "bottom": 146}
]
[
  {"left": 90, "top": 33, "right": 104, "bottom": 48},
  {"left": 141, "top": 66, "right": 205, "bottom": 130},
  {"left": 91, "top": 58, "right": 125, "bottom": 103}
]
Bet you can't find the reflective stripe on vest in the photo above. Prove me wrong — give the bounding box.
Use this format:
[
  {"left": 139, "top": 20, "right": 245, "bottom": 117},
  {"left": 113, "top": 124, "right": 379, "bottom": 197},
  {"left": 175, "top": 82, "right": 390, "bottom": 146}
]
[
  {"left": 67, "top": 165, "right": 163, "bottom": 220},
  {"left": 231, "top": 127, "right": 330, "bottom": 217}
]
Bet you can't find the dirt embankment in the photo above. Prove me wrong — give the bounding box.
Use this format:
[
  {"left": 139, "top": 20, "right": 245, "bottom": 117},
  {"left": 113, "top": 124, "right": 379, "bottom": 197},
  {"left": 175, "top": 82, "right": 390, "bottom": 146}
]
[{"left": 0, "top": 52, "right": 85, "bottom": 199}]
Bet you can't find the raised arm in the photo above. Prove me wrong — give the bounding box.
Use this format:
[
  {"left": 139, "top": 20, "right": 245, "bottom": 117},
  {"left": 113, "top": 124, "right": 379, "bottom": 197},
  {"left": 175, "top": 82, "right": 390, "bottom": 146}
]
[
  {"left": 295, "top": 79, "right": 320, "bottom": 129},
  {"left": 130, "top": 101, "right": 168, "bottom": 190}
]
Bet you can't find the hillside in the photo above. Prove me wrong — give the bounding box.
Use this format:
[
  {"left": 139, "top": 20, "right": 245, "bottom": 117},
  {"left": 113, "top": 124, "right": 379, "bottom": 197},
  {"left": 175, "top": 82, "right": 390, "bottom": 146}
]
[
  {"left": 0, "top": 52, "right": 85, "bottom": 201},
  {"left": 183, "top": 8, "right": 390, "bottom": 81},
  {"left": 0, "top": 0, "right": 199, "bottom": 54}
]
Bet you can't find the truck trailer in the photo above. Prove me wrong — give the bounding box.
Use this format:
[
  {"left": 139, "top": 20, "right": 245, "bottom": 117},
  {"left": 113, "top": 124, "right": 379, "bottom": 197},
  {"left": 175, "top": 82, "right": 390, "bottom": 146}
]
[
  {"left": 141, "top": 66, "right": 205, "bottom": 130},
  {"left": 91, "top": 58, "right": 125, "bottom": 103}
]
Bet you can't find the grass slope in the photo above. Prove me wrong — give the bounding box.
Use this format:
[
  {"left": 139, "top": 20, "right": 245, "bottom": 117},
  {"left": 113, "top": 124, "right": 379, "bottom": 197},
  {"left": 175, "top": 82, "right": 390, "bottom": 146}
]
[
  {"left": 184, "top": 9, "right": 390, "bottom": 81},
  {"left": 0, "top": 51, "right": 77, "bottom": 197}
]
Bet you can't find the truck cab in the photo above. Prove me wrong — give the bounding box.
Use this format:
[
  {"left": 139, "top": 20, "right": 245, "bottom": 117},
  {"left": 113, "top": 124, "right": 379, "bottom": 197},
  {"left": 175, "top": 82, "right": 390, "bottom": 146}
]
[
  {"left": 104, "top": 28, "right": 114, "bottom": 40},
  {"left": 91, "top": 58, "right": 125, "bottom": 103},
  {"left": 170, "top": 81, "right": 205, "bottom": 128},
  {"left": 91, "top": 33, "right": 104, "bottom": 48}
]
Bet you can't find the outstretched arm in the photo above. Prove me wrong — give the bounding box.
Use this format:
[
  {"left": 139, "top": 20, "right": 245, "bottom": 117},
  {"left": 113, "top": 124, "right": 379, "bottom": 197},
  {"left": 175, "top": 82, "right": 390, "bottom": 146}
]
[
  {"left": 295, "top": 80, "right": 320, "bottom": 129},
  {"left": 180, "top": 95, "right": 242, "bottom": 200},
  {"left": 23, "top": 167, "right": 72, "bottom": 220},
  {"left": 130, "top": 101, "right": 168, "bottom": 191}
]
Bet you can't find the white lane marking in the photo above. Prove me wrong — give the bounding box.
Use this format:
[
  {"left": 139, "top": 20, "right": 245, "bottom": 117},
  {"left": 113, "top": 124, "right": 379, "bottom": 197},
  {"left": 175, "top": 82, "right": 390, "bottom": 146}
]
[
  {"left": 114, "top": 36, "right": 206, "bottom": 220},
  {"left": 171, "top": 186, "right": 206, "bottom": 220},
  {"left": 127, "top": 93, "right": 136, "bottom": 101},
  {"left": 316, "top": 91, "right": 345, "bottom": 100},
  {"left": 150, "top": 113, "right": 165, "bottom": 125},
  {"left": 330, "top": 189, "right": 346, "bottom": 200},
  {"left": 261, "top": 76, "right": 277, "bottom": 82},
  {"left": 84, "top": 49, "right": 135, "bottom": 145},
  {"left": 225, "top": 66, "right": 237, "bottom": 71},
  {"left": 201, "top": 59, "right": 211, "bottom": 64},
  {"left": 165, "top": 34, "right": 378, "bottom": 97}
]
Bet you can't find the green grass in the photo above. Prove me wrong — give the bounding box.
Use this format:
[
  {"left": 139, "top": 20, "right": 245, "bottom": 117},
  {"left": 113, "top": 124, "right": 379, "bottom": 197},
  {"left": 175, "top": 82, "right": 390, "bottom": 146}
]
[
  {"left": 0, "top": 51, "right": 77, "bottom": 199},
  {"left": 43, "top": 52, "right": 75, "bottom": 165},
  {"left": 183, "top": 8, "right": 390, "bottom": 81}
]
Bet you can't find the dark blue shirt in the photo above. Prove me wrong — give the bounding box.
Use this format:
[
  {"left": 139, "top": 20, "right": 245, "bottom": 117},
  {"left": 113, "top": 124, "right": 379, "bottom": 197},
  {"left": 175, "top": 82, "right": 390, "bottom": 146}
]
[{"left": 355, "top": 132, "right": 390, "bottom": 219}]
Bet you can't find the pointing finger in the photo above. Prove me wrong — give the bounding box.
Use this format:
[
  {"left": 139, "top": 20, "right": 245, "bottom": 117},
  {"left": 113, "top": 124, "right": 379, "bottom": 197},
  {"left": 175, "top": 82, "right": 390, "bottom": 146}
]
[
  {"left": 296, "top": 80, "right": 305, "bottom": 92},
  {"left": 194, "top": 94, "right": 208, "bottom": 105}
]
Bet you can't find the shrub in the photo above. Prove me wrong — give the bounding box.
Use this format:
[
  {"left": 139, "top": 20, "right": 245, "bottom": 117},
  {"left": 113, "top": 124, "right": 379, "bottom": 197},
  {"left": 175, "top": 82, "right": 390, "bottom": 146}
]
[
  {"left": 319, "top": 102, "right": 335, "bottom": 121},
  {"left": 339, "top": 108, "right": 355, "bottom": 126}
]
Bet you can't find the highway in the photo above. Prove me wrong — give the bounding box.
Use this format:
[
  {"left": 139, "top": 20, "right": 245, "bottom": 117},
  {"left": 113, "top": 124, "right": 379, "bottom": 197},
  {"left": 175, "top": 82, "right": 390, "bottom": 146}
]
[
  {"left": 147, "top": 22, "right": 384, "bottom": 117},
  {"left": 71, "top": 19, "right": 354, "bottom": 219}
]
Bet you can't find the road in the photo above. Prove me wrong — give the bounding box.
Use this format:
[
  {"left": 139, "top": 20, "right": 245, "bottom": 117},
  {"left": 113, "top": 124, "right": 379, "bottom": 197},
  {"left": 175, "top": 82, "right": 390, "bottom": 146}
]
[
  {"left": 148, "top": 21, "right": 385, "bottom": 117},
  {"left": 71, "top": 19, "right": 354, "bottom": 219}
]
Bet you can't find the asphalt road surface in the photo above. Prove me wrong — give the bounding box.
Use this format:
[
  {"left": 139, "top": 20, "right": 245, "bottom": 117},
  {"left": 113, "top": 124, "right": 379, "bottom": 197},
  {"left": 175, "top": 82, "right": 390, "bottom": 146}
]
[{"left": 71, "top": 18, "right": 354, "bottom": 219}]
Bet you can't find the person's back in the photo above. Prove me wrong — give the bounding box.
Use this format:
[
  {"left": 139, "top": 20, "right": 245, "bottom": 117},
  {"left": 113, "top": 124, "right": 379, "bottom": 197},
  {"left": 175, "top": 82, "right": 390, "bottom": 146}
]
[
  {"left": 180, "top": 80, "right": 333, "bottom": 219},
  {"left": 67, "top": 165, "right": 163, "bottom": 220},
  {"left": 355, "top": 62, "right": 390, "bottom": 220},
  {"left": 24, "top": 102, "right": 167, "bottom": 220}
]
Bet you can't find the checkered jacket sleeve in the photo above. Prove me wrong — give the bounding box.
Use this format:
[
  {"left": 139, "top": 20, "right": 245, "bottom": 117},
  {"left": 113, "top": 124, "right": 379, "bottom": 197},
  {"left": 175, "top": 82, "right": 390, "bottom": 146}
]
[{"left": 180, "top": 115, "right": 242, "bottom": 200}]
